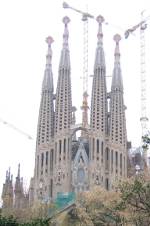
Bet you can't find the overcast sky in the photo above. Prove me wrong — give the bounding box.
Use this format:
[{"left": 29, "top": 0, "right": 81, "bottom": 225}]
[{"left": 0, "top": 0, "right": 150, "bottom": 204}]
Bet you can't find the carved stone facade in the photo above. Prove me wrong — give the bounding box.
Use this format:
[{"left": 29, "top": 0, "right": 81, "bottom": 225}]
[
  {"left": 2, "top": 15, "right": 128, "bottom": 208},
  {"left": 29, "top": 15, "right": 128, "bottom": 206}
]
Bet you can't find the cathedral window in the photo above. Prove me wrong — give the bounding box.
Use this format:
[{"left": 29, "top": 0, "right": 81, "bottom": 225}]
[
  {"left": 68, "top": 138, "right": 70, "bottom": 159},
  {"left": 97, "top": 139, "right": 99, "bottom": 154},
  {"left": 120, "top": 153, "right": 122, "bottom": 175},
  {"left": 105, "top": 148, "right": 109, "bottom": 171},
  {"left": 124, "top": 156, "right": 126, "bottom": 174},
  {"left": 101, "top": 141, "right": 103, "bottom": 163},
  {"left": 55, "top": 143, "right": 57, "bottom": 164},
  {"left": 46, "top": 151, "right": 49, "bottom": 165},
  {"left": 59, "top": 140, "right": 61, "bottom": 155},
  {"left": 50, "top": 149, "right": 54, "bottom": 171},
  {"left": 115, "top": 151, "right": 118, "bottom": 170},
  {"left": 77, "top": 168, "right": 85, "bottom": 183},
  {"left": 111, "top": 150, "right": 113, "bottom": 172},
  {"left": 92, "top": 138, "right": 95, "bottom": 160},
  {"left": 41, "top": 153, "right": 44, "bottom": 167},
  {"left": 50, "top": 179, "right": 53, "bottom": 198},
  {"left": 64, "top": 139, "right": 66, "bottom": 158},
  {"left": 105, "top": 178, "right": 109, "bottom": 190}
]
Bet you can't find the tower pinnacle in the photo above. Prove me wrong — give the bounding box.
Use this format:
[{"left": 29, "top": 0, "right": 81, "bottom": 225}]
[
  {"left": 45, "top": 36, "right": 54, "bottom": 66},
  {"left": 96, "top": 15, "right": 104, "bottom": 47},
  {"left": 56, "top": 16, "right": 72, "bottom": 133},
  {"left": 36, "top": 36, "right": 55, "bottom": 146},
  {"left": 63, "top": 16, "right": 70, "bottom": 49},
  {"left": 8, "top": 167, "right": 11, "bottom": 180},
  {"left": 46, "top": 36, "right": 54, "bottom": 45},
  {"left": 111, "top": 34, "right": 123, "bottom": 90},
  {"left": 59, "top": 16, "right": 70, "bottom": 69},
  {"left": 114, "top": 34, "right": 121, "bottom": 63},
  {"left": 17, "top": 163, "right": 20, "bottom": 178},
  {"left": 91, "top": 15, "right": 107, "bottom": 134},
  {"left": 110, "top": 33, "right": 126, "bottom": 147},
  {"left": 94, "top": 15, "right": 105, "bottom": 69}
]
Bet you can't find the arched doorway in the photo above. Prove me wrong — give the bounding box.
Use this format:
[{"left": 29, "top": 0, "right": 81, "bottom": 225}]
[{"left": 70, "top": 124, "right": 90, "bottom": 193}]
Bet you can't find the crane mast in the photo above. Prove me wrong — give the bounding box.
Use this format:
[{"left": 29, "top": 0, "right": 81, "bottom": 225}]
[
  {"left": 140, "top": 11, "right": 148, "bottom": 138},
  {"left": 63, "top": 2, "right": 94, "bottom": 136},
  {"left": 81, "top": 9, "right": 89, "bottom": 137},
  {"left": 125, "top": 11, "right": 150, "bottom": 165}
]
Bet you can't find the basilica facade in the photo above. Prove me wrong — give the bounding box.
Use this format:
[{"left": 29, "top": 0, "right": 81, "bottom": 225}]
[{"left": 2, "top": 15, "right": 128, "bottom": 208}]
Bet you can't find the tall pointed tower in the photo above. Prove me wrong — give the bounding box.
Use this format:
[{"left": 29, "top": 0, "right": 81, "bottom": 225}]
[
  {"left": 36, "top": 36, "right": 54, "bottom": 147},
  {"left": 109, "top": 34, "right": 127, "bottom": 184},
  {"left": 14, "top": 164, "right": 24, "bottom": 208},
  {"left": 90, "top": 15, "right": 108, "bottom": 187},
  {"left": 34, "top": 36, "right": 55, "bottom": 202},
  {"left": 1, "top": 168, "right": 13, "bottom": 209},
  {"left": 54, "top": 16, "right": 72, "bottom": 196}
]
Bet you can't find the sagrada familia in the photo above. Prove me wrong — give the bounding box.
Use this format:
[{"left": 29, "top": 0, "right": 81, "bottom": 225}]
[{"left": 1, "top": 15, "right": 128, "bottom": 209}]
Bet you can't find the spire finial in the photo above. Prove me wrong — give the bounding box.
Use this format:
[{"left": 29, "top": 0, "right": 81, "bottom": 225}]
[
  {"left": 114, "top": 34, "right": 121, "bottom": 63},
  {"left": 6, "top": 170, "right": 8, "bottom": 181},
  {"left": 45, "top": 36, "right": 54, "bottom": 66},
  {"left": 63, "top": 16, "right": 70, "bottom": 25},
  {"left": 62, "top": 16, "right": 70, "bottom": 48},
  {"left": 46, "top": 36, "right": 54, "bottom": 46},
  {"left": 8, "top": 167, "right": 11, "bottom": 180},
  {"left": 17, "top": 163, "right": 20, "bottom": 178},
  {"left": 96, "top": 15, "right": 104, "bottom": 45}
]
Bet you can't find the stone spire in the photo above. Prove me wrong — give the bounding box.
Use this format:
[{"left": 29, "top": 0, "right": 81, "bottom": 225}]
[
  {"left": 42, "top": 36, "right": 54, "bottom": 92},
  {"left": 94, "top": 15, "right": 105, "bottom": 69},
  {"left": 2, "top": 168, "right": 13, "bottom": 208},
  {"left": 53, "top": 16, "right": 72, "bottom": 196},
  {"left": 14, "top": 164, "right": 23, "bottom": 208},
  {"left": 17, "top": 163, "right": 20, "bottom": 178},
  {"left": 14, "top": 164, "right": 21, "bottom": 193},
  {"left": 111, "top": 34, "right": 123, "bottom": 91},
  {"left": 90, "top": 15, "right": 107, "bottom": 134},
  {"left": 59, "top": 16, "right": 70, "bottom": 69},
  {"left": 110, "top": 34, "right": 127, "bottom": 147},
  {"left": 55, "top": 16, "right": 72, "bottom": 134},
  {"left": 36, "top": 36, "right": 54, "bottom": 147}
]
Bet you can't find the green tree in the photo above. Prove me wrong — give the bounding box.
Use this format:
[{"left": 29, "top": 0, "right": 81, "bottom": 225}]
[
  {"left": 74, "top": 187, "right": 125, "bottom": 226},
  {"left": 0, "top": 214, "right": 18, "bottom": 226},
  {"left": 117, "top": 174, "right": 150, "bottom": 225}
]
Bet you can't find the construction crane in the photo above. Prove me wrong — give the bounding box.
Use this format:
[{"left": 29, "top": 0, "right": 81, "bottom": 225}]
[
  {"left": 125, "top": 11, "right": 150, "bottom": 164},
  {"left": 63, "top": 2, "right": 94, "bottom": 135},
  {"left": 124, "top": 14, "right": 150, "bottom": 39},
  {"left": 125, "top": 12, "right": 150, "bottom": 136},
  {"left": 0, "top": 117, "right": 33, "bottom": 140}
]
